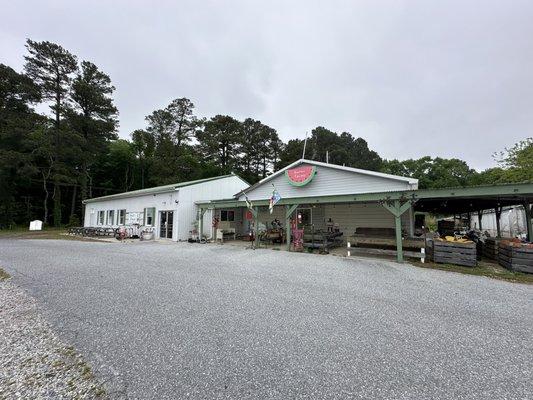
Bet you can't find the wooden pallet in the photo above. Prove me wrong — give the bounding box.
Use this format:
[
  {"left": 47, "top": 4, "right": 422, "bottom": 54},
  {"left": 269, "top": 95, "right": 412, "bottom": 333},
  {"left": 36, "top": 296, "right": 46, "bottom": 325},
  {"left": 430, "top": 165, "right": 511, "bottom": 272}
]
[
  {"left": 482, "top": 237, "right": 502, "bottom": 260},
  {"left": 498, "top": 243, "right": 533, "bottom": 273},
  {"left": 431, "top": 240, "right": 477, "bottom": 267}
]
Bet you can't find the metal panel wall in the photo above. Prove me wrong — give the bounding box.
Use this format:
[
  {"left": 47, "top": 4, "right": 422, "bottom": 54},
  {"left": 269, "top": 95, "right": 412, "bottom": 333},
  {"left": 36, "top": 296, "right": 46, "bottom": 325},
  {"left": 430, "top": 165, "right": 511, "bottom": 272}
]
[
  {"left": 84, "top": 175, "right": 248, "bottom": 241},
  {"left": 177, "top": 175, "right": 249, "bottom": 240}
]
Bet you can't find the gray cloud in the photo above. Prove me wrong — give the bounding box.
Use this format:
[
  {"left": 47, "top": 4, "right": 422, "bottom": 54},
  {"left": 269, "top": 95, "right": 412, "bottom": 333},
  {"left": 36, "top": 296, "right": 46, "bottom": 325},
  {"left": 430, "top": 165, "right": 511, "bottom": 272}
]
[{"left": 2, "top": 0, "right": 532, "bottom": 169}]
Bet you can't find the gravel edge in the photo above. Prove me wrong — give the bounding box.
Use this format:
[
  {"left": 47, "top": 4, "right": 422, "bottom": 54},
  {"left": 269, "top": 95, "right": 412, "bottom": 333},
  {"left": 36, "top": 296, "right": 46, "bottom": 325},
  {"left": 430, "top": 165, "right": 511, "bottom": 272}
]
[{"left": 0, "top": 277, "right": 107, "bottom": 399}]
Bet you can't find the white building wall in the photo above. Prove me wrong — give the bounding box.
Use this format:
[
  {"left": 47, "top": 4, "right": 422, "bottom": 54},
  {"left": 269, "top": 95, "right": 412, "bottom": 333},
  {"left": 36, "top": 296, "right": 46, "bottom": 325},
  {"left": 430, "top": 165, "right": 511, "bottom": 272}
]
[
  {"left": 179, "top": 176, "right": 248, "bottom": 240},
  {"left": 239, "top": 163, "right": 414, "bottom": 201},
  {"left": 83, "top": 175, "right": 248, "bottom": 241},
  {"left": 83, "top": 191, "right": 178, "bottom": 239}
]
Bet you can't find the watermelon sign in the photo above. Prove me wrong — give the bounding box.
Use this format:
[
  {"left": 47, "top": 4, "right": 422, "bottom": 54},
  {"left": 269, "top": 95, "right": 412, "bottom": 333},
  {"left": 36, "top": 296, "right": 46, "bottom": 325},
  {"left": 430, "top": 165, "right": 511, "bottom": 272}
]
[{"left": 285, "top": 165, "right": 317, "bottom": 186}]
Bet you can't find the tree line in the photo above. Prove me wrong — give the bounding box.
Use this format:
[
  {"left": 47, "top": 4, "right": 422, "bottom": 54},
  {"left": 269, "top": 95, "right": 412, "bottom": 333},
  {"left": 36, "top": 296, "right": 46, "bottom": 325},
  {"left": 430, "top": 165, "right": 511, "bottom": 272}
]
[{"left": 1, "top": 40, "right": 532, "bottom": 228}]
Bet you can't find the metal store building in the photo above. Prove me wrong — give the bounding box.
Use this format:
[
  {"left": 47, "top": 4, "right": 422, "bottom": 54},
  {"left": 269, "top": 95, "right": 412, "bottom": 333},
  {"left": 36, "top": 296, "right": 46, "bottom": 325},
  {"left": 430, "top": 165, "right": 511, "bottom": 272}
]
[{"left": 82, "top": 174, "right": 249, "bottom": 241}]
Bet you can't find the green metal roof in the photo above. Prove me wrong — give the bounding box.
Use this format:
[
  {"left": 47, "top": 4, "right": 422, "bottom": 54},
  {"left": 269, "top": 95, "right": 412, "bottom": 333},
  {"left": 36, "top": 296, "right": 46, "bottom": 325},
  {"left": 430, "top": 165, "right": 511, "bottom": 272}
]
[
  {"left": 196, "top": 182, "right": 533, "bottom": 210},
  {"left": 83, "top": 174, "right": 246, "bottom": 204}
]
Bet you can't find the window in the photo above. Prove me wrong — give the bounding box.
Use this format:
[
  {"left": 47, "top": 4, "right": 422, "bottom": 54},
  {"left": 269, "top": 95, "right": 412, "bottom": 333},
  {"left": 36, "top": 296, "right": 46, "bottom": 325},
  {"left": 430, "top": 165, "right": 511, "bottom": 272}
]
[
  {"left": 220, "top": 210, "right": 235, "bottom": 222},
  {"left": 296, "top": 208, "right": 312, "bottom": 227},
  {"left": 98, "top": 211, "right": 105, "bottom": 225},
  {"left": 106, "top": 210, "right": 115, "bottom": 226},
  {"left": 118, "top": 209, "right": 126, "bottom": 225},
  {"left": 144, "top": 207, "right": 155, "bottom": 226}
]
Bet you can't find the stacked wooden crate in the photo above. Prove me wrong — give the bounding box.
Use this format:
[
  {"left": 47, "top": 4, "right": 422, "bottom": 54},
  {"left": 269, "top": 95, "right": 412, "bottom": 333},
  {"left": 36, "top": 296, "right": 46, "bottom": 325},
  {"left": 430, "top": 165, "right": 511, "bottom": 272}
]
[
  {"left": 431, "top": 239, "right": 477, "bottom": 267},
  {"left": 482, "top": 237, "right": 501, "bottom": 260},
  {"left": 498, "top": 241, "right": 533, "bottom": 274}
]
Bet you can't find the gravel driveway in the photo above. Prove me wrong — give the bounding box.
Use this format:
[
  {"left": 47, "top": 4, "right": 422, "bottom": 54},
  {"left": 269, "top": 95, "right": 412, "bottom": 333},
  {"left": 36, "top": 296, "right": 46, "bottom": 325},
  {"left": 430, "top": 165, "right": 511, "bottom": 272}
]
[{"left": 1, "top": 239, "right": 532, "bottom": 399}]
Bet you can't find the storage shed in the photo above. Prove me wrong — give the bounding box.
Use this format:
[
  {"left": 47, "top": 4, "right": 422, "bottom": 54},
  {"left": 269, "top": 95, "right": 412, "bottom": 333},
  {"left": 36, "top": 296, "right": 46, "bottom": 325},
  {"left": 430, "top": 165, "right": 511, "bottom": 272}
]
[{"left": 82, "top": 174, "right": 249, "bottom": 241}]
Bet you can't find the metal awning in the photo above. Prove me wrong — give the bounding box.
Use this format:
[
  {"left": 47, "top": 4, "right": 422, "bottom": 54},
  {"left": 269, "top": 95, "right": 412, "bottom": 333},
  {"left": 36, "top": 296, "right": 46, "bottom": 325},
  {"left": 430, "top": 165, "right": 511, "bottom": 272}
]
[
  {"left": 197, "top": 182, "right": 533, "bottom": 210},
  {"left": 196, "top": 182, "right": 533, "bottom": 262}
]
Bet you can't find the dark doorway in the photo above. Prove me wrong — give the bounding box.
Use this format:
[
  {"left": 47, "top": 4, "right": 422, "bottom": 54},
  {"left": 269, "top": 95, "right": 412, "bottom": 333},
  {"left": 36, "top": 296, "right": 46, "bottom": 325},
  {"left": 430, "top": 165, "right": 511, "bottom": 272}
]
[{"left": 159, "top": 211, "right": 174, "bottom": 239}]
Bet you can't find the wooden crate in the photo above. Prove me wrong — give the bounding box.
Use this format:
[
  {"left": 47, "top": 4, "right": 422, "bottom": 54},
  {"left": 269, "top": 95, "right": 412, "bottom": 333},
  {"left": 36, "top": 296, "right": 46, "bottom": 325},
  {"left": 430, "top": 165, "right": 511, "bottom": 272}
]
[
  {"left": 482, "top": 237, "right": 502, "bottom": 260},
  {"left": 498, "top": 243, "right": 533, "bottom": 274},
  {"left": 431, "top": 240, "right": 477, "bottom": 267}
]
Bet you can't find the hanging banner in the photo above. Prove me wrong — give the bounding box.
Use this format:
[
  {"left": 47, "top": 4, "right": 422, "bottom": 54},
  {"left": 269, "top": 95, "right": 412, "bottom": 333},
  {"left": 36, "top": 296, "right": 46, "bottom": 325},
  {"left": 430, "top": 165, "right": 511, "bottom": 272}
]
[
  {"left": 285, "top": 165, "right": 317, "bottom": 186},
  {"left": 269, "top": 189, "right": 281, "bottom": 214}
]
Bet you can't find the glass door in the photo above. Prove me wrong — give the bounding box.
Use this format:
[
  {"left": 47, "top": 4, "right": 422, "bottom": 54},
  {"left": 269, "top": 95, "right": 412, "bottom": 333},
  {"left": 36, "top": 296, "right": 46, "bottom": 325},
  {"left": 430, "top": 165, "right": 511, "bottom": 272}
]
[{"left": 159, "top": 211, "right": 174, "bottom": 239}]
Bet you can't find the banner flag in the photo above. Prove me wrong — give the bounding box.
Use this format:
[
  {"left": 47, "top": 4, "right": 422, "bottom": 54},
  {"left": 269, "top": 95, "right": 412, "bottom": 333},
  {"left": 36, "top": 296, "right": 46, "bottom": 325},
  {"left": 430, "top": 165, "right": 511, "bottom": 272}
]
[{"left": 269, "top": 189, "right": 281, "bottom": 214}]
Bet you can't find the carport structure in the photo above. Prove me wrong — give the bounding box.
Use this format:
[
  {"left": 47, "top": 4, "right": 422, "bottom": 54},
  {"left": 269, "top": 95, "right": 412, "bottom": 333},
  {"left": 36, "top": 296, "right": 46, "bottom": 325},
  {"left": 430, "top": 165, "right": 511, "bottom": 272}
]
[{"left": 197, "top": 182, "right": 533, "bottom": 263}]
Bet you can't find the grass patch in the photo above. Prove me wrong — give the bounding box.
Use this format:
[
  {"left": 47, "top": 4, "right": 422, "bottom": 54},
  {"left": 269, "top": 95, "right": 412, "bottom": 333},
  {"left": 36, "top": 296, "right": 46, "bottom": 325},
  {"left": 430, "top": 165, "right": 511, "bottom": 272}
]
[
  {"left": 410, "top": 259, "right": 533, "bottom": 284},
  {"left": 0, "top": 267, "right": 10, "bottom": 280},
  {"left": 0, "top": 227, "right": 97, "bottom": 242}
]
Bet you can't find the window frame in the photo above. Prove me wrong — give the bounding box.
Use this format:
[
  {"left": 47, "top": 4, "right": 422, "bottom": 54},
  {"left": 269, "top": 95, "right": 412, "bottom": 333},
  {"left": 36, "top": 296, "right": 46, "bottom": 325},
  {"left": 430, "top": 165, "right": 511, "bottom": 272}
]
[
  {"left": 106, "top": 210, "right": 115, "bottom": 226},
  {"left": 144, "top": 207, "right": 156, "bottom": 226},
  {"left": 98, "top": 211, "right": 105, "bottom": 225},
  {"left": 220, "top": 210, "right": 235, "bottom": 222},
  {"left": 118, "top": 209, "right": 126, "bottom": 225}
]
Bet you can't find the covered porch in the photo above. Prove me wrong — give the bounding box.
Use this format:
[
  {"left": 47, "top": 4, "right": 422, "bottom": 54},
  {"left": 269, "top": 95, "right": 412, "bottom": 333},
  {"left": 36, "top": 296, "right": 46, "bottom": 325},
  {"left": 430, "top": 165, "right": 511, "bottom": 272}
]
[{"left": 197, "top": 182, "right": 533, "bottom": 263}]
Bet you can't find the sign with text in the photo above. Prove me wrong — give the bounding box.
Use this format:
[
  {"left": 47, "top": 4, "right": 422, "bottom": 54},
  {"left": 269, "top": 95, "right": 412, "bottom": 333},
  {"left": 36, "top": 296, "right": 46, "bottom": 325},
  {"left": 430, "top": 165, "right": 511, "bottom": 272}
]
[{"left": 285, "top": 165, "right": 317, "bottom": 186}]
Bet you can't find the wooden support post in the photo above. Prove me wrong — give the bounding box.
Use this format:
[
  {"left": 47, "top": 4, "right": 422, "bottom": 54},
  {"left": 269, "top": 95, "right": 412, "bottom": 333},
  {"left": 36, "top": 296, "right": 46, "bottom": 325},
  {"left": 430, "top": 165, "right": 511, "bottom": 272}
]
[
  {"left": 524, "top": 203, "right": 532, "bottom": 242},
  {"left": 253, "top": 206, "right": 259, "bottom": 249},
  {"left": 382, "top": 200, "right": 412, "bottom": 263},
  {"left": 198, "top": 208, "right": 206, "bottom": 241},
  {"left": 477, "top": 210, "right": 483, "bottom": 230},
  {"left": 394, "top": 211, "right": 403, "bottom": 263},
  {"left": 285, "top": 204, "right": 299, "bottom": 251},
  {"left": 495, "top": 207, "right": 502, "bottom": 238}
]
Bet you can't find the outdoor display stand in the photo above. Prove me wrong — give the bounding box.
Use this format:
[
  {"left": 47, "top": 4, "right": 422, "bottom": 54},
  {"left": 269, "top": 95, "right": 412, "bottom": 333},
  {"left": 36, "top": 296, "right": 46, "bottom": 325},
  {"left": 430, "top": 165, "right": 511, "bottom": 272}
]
[
  {"left": 291, "top": 228, "right": 304, "bottom": 251},
  {"left": 482, "top": 237, "right": 502, "bottom": 260},
  {"left": 498, "top": 241, "right": 533, "bottom": 273},
  {"left": 430, "top": 239, "right": 477, "bottom": 267},
  {"left": 303, "top": 229, "right": 344, "bottom": 253}
]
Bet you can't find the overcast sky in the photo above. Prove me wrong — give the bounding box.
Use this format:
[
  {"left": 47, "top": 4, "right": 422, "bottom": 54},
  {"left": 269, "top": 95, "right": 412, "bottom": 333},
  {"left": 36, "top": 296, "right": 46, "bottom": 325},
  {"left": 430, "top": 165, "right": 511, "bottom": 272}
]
[{"left": 2, "top": 0, "right": 532, "bottom": 170}]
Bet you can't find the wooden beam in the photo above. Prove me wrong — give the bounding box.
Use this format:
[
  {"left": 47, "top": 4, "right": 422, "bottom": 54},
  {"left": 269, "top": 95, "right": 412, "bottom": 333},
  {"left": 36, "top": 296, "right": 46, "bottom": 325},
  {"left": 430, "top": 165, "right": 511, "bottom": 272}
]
[
  {"left": 285, "top": 204, "right": 299, "bottom": 251},
  {"left": 382, "top": 200, "right": 411, "bottom": 263},
  {"left": 198, "top": 208, "right": 206, "bottom": 241},
  {"left": 524, "top": 202, "right": 532, "bottom": 242},
  {"left": 495, "top": 206, "right": 502, "bottom": 238},
  {"left": 253, "top": 206, "right": 259, "bottom": 249}
]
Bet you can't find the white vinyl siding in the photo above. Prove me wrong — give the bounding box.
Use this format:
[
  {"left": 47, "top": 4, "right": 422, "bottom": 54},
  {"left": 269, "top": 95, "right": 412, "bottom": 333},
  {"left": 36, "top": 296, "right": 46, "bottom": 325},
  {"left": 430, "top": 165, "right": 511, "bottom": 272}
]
[
  {"left": 324, "top": 203, "right": 411, "bottom": 237},
  {"left": 240, "top": 163, "right": 414, "bottom": 201}
]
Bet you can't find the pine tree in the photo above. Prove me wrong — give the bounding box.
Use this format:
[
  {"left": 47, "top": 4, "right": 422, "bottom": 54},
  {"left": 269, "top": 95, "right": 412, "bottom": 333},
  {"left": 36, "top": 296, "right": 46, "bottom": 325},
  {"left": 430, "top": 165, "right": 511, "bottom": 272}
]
[
  {"left": 68, "top": 61, "right": 118, "bottom": 219},
  {"left": 24, "top": 40, "right": 78, "bottom": 226}
]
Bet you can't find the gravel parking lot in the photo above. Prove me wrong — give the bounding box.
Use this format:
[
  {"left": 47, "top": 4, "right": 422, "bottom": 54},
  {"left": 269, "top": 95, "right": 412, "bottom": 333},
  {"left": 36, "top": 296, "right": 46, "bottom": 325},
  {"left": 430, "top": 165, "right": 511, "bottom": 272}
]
[
  {"left": 0, "top": 278, "right": 106, "bottom": 399},
  {"left": 1, "top": 239, "right": 532, "bottom": 399}
]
